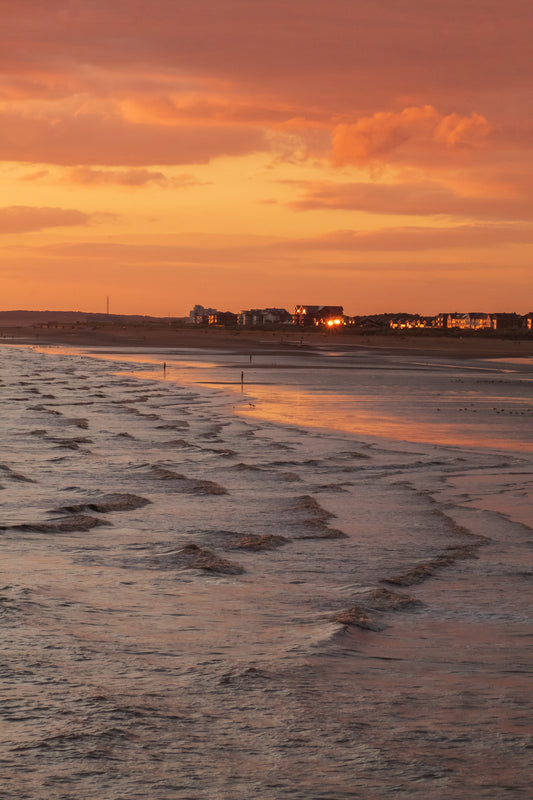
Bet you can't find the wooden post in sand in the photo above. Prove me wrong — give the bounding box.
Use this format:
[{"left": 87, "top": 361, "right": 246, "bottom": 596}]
[{"left": 241, "top": 371, "right": 244, "bottom": 391}]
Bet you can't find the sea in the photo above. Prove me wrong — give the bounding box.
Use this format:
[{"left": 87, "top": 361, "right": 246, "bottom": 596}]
[{"left": 1, "top": 339, "right": 532, "bottom": 799}]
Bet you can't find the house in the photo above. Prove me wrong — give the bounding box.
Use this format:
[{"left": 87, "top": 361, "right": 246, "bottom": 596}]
[
  {"left": 389, "top": 315, "right": 434, "bottom": 329},
  {"left": 208, "top": 311, "right": 238, "bottom": 326},
  {"left": 490, "top": 313, "right": 522, "bottom": 330},
  {"left": 349, "top": 316, "right": 384, "bottom": 329},
  {"left": 189, "top": 304, "right": 217, "bottom": 324},
  {"left": 237, "top": 308, "right": 291, "bottom": 327},
  {"left": 447, "top": 312, "right": 491, "bottom": 330},
  {"left": 447, "top": 313, "right": 468, "bottom": 329},
  {"left": 467, "top": 313, "right": 492, "bottom": 330},
  {"left": 261, "top": 308, "right": 292, "bottom": 325},
  {"left": 293, "top": 305, "right": 344, "bottom": 326}
]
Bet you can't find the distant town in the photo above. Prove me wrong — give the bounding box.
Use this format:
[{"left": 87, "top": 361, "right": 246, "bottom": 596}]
[{"left": 188, "top": 304, "right": 533, "bottom": 333}]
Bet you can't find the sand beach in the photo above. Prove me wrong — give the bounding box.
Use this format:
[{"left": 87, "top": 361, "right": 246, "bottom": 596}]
[{"left": 2, "top": 317, "right": 533, "bottom": 361}]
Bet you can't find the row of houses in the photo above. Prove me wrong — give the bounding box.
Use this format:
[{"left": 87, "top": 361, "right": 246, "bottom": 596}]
[
  {"left": 189, "top": 304, "right": 344, "bottom": 327},
  {"left": 238, "top": 308, "right": 293, "bottom": 326},
  {"left": 189, "top": 304, "right": 533, "bottom": 331},
  {"left": 444, "top": 312, "right": 530, "bottom": 330},
  {"left": 392, "top": 312, "right": 532, "bottom": 331}
]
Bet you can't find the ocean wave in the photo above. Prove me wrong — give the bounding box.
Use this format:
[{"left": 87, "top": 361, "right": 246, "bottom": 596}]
[
  {"left": 218, "top": 665, "right": 272, "bottom": 687},
  {"left": 232, "top": 462, "right": 264, "bottom": 472},
  {"left": 29, "top": 404, "right": 62, "bottom": 415},
  {"left": 383, "top": 543, "right": 481, "bottom": 586},
  {"left": 330, "top": 606, "right": 386, "bottom": 632},
  {"left": 149, "top": 465, "right": 228, "bottom": 494},
  {"left": 53, "top": 493, "right": 151, "bottom": 514},
  {"left": 294, "top": 494, "right": 336, "bottom": 520},
  {"left": 150, "top": 543, "right": 244, "bottom": 574},
  {"left": 201, "top": 530, "right": 288, "bottom": 551},
  {"left": 48, "top": 436, "right": 93, "bottom": 450},
  {"left": 3, "top": 515, "right": 113, "bottom": 533},
  {"left": 290, "top": 494, "right": 348, "bottom": 539},
  {"left": 0, "top": 464, "right": 37, "bottom": 483}
]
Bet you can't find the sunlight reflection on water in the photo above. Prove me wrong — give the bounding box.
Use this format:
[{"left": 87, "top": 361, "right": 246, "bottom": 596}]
[{"left": 29, "top": 343, "right": 533, "bottom": 452}]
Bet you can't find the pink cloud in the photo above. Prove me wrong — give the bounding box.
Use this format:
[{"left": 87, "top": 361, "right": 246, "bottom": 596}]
[
  {"left": 0, "top": 110, "right": 267, "bottom": 165},
  {"left": 3, "top": 2, "right": 532, "bottom": 114},
  {"left": 289, "top": 180, "right": 530, "bottom": 221},
  {"left": 0, "top": 206, "right": 93, "bottom": 233},
  {"left": 332, "top": 107, "right": 492, "bottom": 167},
  {"left": 1, "top": 2, "right": 531, "bottom": 178}
]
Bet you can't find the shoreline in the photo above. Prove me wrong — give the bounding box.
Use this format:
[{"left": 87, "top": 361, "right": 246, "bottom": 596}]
[{"left": 2, "top": 323, "right": 533, "bottom": 360}]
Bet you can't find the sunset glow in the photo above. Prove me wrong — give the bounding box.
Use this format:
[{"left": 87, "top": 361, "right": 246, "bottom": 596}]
[{"left": 1, "top": 1, "right": 532, "bottom": 316}]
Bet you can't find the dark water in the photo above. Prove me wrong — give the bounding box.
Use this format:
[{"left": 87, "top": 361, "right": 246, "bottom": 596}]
[{"left": 1, "top": 343, "right": 532, "bottom": 798}]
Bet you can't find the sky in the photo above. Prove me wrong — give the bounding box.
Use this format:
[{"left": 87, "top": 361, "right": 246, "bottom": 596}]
[{"left": 1, "top": 0, "right": 532, "bottom": 317}]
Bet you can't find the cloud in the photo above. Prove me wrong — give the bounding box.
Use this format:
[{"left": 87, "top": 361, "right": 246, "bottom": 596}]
[
  {"left": 65, "top": 167, "right": 207, "bottom": 188},
  {"left": 1, "top": 3, "right": 531, "bottom": 169},
  {"left": 3, "top": 2, "right": 532, "bottom": 111},
  {"left": 332, "top": 106, "right": 492, "bottom": 167},
  {"left": 289, "top": 179, "right": 530, "bottom": 221},
  {"left": 0, "top": 110, "right": 268, "bottom": 166},
  {"left": 24, "top": 223, "right": 532, "bottom": 261},
  {"left": 280, "top": 224, "right": 533, "bottom": 253},
  {"left": 67, "top": 167, "right": 169, "bottom": 186},
  {"left": 20, "top": 169, "right": 50, "bottom": 181},
  {"left": 0, "top": 206, "right": 93, "bottom": 233}
]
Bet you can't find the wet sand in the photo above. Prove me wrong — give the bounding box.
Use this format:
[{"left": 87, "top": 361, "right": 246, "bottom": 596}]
[{"left": 2, "top": 321, "right": 532, "bottom": 360}]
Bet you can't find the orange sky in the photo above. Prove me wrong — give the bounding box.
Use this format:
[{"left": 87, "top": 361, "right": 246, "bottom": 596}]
[{"left": 1, "top": 0, "right": 532, "bottom": 316}]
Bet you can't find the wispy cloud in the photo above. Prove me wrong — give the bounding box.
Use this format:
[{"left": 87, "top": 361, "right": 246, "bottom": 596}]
[
  {"left": 279, "top": 224, "right": 533, "bottom": 252},
  {"left": 0, "top": 111, "right": 268, "bottom": 166},
  {"left": 65, "top": 167, "right": 209, "bottom": 188},
  {"left": 289, "top": 179, "right": 531, "bottom": 222},
  {"left": 0, "top": 206, "right": 94, "bottom": 233}
]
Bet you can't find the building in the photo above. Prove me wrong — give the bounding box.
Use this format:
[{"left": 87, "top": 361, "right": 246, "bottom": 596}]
[
  {"left": 434, "top": 313, "right": 450, "bottom": 328},
  {"left": 389, "top": 315, "right": 435, "bottom": 330},
  {"left": 189, "top": 304, "right": 217, "bottom": 324},
  {"left": 490, "top": 313, "right": 522, "bottom": 330},
  {"left": 447, "top": 312, "right": 491, "bottom": 330},
  {"left": 293, "top": 305, "right": 344, "bottom": 327},
  {"left": 208, "top": 311, "right": 238, "bottom": 326},
  {"left": 238, "top": 308, "right": 291, "bottom": 326}
]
